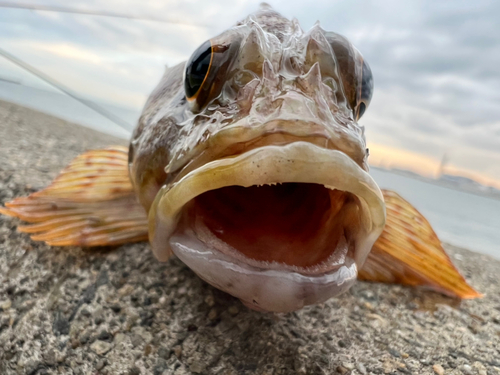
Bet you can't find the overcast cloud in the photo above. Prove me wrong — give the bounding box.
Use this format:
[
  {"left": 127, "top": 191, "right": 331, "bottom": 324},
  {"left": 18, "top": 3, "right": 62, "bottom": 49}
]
[{"left": 0, "top": 0, "right": 499, "bottom": 185}]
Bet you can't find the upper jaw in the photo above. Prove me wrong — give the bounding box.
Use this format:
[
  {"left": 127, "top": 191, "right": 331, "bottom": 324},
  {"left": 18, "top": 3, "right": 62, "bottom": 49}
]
[
  {"left": 148, "top": 141, "right": 386, "bottom": 312},
  {"left": 165, "top": 117, "right": 368, "bottom": 180}
]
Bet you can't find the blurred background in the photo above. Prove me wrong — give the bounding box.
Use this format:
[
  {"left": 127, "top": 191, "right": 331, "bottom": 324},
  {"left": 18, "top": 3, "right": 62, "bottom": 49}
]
[{"left": 0, "top": 0, "right": 499, "bottom": 258}]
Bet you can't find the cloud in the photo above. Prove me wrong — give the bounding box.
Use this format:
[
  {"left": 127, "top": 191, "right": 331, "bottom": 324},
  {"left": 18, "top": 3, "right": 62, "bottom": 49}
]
[
  {"left": 0, "top": 0, "right": 498, "bottom": 184},
  {"left": 29, "top": 42, "right": 103, "bottom": 64}
]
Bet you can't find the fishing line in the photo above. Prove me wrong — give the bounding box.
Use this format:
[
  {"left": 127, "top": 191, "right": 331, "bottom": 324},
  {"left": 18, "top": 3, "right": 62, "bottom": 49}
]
[
  {"left": 0, "top": 47, "right": 133, "bottom": 132},
  {"left": 0, "top": 2, "right": 211, "bottom": 28}
]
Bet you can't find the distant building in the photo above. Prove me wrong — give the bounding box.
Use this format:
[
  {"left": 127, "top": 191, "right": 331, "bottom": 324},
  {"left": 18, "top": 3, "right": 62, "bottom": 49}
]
[{"left": 439, "top": 174, "right": 481, "bottom": 187}]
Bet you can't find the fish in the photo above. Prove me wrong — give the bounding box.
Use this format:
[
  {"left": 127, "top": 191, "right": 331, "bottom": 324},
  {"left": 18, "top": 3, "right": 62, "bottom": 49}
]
[{"left": 0, "top": 4, "right": 481, "bottom": 312}]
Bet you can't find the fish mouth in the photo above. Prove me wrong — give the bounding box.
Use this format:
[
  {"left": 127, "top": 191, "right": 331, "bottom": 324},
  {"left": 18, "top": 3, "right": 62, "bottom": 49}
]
[{"left": 149, "top": 142, "right": 385, "bottom": 312}]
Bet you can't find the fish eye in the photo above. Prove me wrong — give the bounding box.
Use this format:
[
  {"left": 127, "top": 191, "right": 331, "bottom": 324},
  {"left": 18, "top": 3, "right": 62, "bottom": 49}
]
[
  {"left": 324, "top": 33, "right": 374, "bottom": 121},
  {"left": 356, "top": 59, "right": 373, "bottom": 121},
  {"left": 184, "top": 40, "right": 213, "bottom": 103},
  {"left": 184, "top": 38, "right": 240, "bottom": 111}
]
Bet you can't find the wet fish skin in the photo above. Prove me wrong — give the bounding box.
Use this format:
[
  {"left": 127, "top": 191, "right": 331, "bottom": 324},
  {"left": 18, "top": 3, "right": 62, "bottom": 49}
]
[{"left": 129, "top": 5, "right": 369, "bottom": 212}]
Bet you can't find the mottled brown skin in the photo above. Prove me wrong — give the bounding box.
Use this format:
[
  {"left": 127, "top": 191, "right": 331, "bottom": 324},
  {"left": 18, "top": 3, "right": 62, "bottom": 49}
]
[{"left": 128, "top": 63, "right": 184, "bottom": 211}]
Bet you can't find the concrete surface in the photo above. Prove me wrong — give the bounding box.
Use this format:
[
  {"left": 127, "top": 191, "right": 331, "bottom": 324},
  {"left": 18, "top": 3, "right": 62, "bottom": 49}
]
[{"left": 1, "top": 100, "right": 499, "bottom": 375}]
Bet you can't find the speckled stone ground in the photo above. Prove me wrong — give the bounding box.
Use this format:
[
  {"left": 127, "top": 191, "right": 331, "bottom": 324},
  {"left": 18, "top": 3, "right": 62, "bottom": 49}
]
[{"left": 1, "top": 100, "right": 500, "bottom": 375}]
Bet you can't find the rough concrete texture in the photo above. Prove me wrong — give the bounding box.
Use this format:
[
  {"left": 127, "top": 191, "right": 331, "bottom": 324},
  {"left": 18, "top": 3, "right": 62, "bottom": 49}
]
[{"left": 0, "top": 100, "right": 499, "bottom": 375}]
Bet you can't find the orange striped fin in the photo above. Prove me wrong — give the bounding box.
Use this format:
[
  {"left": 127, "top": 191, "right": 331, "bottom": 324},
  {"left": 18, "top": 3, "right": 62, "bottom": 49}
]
[
  {"left": 0, "top": 146, "right": 148, "bottom": 247},
  {"left": 359, "top": 189, "right": 482, "bottom": 299}
]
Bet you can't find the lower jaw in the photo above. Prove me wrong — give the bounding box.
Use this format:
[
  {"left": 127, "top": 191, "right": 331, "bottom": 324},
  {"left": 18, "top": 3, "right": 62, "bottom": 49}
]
[
  {"left": 169, "top": 229, "right": 358, "bottom": 312},
  {"left": 149, "top": 141, "right": 386, "bottom": 312}
]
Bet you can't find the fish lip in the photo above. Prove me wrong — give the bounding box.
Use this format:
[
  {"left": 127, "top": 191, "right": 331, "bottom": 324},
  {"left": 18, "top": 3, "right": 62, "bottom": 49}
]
[{"left": 148, "top": 141, "right": 386, "bottom": 311}]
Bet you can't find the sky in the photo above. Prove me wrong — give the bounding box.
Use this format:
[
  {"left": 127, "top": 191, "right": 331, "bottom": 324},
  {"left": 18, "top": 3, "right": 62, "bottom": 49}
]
[{"left": 0, "top": 0, "right": 499, "bottom": 187}]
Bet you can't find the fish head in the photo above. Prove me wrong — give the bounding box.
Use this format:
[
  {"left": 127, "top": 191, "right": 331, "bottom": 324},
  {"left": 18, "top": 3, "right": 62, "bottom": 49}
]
[{"left": 130, "top": 4, "right": 386, "bottom": 312}]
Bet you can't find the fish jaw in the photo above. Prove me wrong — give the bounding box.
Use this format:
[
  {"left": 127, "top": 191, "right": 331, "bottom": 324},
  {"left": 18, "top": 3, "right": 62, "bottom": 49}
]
[{"left": 148, "top": 141, "right": 386, "bottom": 312}]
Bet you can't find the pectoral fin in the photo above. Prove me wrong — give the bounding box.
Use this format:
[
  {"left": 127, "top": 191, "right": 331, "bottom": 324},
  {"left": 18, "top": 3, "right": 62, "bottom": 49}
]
[
  {"left": 0, "top": 146, "right": 149, "bottom": 247},
  {"left": 358, "top": 189, "right": 482, "bottom": 299}
]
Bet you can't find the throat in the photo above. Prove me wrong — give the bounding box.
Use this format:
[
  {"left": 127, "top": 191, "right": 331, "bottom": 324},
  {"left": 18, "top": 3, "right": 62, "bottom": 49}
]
[{"left": 183, "top": 183, "right": 361, "bottom": 270}]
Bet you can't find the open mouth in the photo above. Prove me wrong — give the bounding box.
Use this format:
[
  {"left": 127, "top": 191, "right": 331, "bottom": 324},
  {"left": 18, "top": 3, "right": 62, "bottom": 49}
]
[
  {"left": 149, "top": 142, "right": 385, "bottom": 312},
  {"left": 190, "top": 184, "right": 359, "bottom": 272}
]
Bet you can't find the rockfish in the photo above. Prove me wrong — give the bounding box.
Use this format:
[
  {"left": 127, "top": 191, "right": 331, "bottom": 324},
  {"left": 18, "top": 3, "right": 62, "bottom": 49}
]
[{"left": 0, "top": 5, "right": 480, "bottom": 312}]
